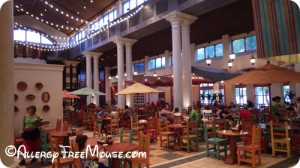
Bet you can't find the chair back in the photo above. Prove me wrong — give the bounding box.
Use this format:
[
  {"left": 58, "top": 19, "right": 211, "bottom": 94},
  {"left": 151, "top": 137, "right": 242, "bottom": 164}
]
[
  {"left": 93, "top": 121, "right": 102, "bottom": 137},
  {"left": 138, "top": 131, "right": 150, "bottom": 156},
  {"left": 40, "top": 129, "right": 48, "bottom": 148},
  {"left": 173, "top": 115, "right": 183, "bottom": 124},
  {"left": 204, "top": 120, "right": 216, "bottom": 140},
  {"left": 185, "top": 121, "right": 198, "bottom": 137},
  {"left": 120, "top": 128, "right": 133, "bottom": 143},
  {"left": 63, "top": 121, "right": 69, "bottom": 132},
  {"left": 147, "top": 118, "right": 157, "bottom": 130},
  {"left": 270, "top": 121, "right": 289, "bottom": 140},
  {"left": 50, "top": 137, "right": 61, "bottom": 164},
  {"left": 290, "top": 120, "right": 300, "bottom": 138},
  {"left": 56, "top": 119, "right": 62, "bottom": 132},
  {"left": 70, "top": 140, "right": 81, "bottom": 168},
  {"left": 158, "top": 119, "right": 169, "bottom": 133},
  {"left": 251, "top": 126, "right": 261, "bottom": 146},
  {"left": 215, "top": 118, "right": 227, "bottom": 130},
  {"left": 130, "top": 115, "right": 139, "bottom": 128}
]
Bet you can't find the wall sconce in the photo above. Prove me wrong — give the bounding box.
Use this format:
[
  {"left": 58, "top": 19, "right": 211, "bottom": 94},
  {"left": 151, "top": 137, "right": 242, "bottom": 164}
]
[
  {"left": 228, "top": 60, "right": 233, "bottom": 68},
  {"left": 133, "top": 71, "right": 138, "bottom": 75},
  {"left": 250, "top": 55, "right": 256, "bottom": 65},
  {"left": 124, "top": 73, "right": 127, "bottom": 77},
  {"left": 108, "top": 75, "right": 111, "bottom": 80},
  {"left": 229, "top": 52, "right": 236, "bottom": 61},
  {"left": 115, "top": 75, "right": 118, "bottom": 79}
]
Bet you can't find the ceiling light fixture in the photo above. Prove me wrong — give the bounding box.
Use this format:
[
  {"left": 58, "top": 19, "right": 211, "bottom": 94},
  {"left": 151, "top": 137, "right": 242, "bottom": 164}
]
[
  {"left": 228, "top": 60, "right": 233, "bottom": 68},
  {"left": 206, "top": 57, "right": 212, "bottom": 66},
  {"left": 153, "top": 72, "right": 157, "bottom": 77},
  {"left": 229, "top": 52, "right": 236, "bottom": 61}
]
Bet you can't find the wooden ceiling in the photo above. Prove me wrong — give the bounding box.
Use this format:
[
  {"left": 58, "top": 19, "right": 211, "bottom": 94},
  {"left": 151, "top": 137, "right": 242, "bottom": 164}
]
[{"left": 14, "top": 0, "right": 117, "bottom": 35}]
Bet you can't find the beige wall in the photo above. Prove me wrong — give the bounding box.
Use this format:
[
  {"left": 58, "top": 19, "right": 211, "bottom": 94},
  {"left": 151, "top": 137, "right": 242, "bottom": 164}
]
[{"left": 14, "top": 62, "right": 64, "bottom": 135}]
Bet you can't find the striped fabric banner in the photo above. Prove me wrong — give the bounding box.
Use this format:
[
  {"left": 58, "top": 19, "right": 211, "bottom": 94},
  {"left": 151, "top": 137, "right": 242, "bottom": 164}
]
[{"left": 252, "top": 0, "right": 300, "bottom": 58}]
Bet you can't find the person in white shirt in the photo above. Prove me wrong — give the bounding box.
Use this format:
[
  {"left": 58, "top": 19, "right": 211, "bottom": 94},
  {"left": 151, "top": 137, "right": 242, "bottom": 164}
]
[{"left": 201, "top": 105, "right": 212, "bottom": 119}]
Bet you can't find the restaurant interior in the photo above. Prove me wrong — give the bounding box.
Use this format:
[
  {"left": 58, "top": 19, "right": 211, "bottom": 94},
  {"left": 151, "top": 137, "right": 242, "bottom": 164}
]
[{"left": 0, "top": 0, "right": 300, "bottom": 167}]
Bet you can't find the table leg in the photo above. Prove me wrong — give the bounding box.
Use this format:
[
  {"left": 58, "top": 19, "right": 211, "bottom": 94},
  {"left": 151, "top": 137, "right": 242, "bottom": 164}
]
[
  {"left": 224, "top": 136, "right": 237, "bottom": 165},
  {"left": 174, "top": 128, "right": 181, "bottom": 150},
  {"left": 110, "top": 158, "right": 121, "bottom": 168}
]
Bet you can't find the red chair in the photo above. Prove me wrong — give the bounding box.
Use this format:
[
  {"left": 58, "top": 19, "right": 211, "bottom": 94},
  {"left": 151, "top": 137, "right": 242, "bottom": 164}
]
[{"left": 145, "top": 118, "right": 158, "bottom": 142}]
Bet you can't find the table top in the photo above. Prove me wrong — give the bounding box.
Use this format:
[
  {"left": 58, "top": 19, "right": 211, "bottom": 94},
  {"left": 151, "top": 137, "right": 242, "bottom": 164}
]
[
  {"left": 86, "top": 137, "right": 100, "bottom": 147},
  {"left": 107, "top": 142, "right": 138, "bottom": 153},
  {"left": 49, "top": 131, "right": 69, "bottom": 137},
  {"left": 216, "top": 130, "right": 248, "bottom": 136},
  {"left": 168, "top": 124, "right": 186, "bottom": 129}
]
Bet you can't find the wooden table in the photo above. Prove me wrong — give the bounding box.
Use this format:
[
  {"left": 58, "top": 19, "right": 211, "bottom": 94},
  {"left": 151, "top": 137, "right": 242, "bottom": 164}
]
[
  {"left": 168, "top": 124, "right": 186, "bottom": 150},
  {"left": 86, "top": 137, "right": 101, "bottom": 147},
  {"left": 107, "top": 142, "right": 139, "bottom": 168},
  {"left": 216, "top": 130, "right": 248, "bottom": 165},
  {"left": 49, "top": 131, "right": 70, "bottom": 146}
]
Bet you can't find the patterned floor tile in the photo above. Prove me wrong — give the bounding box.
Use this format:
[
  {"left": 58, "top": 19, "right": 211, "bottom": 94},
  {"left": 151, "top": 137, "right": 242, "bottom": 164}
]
[{"left": 157, "top": 153, "right": 184, "bottom": 160}]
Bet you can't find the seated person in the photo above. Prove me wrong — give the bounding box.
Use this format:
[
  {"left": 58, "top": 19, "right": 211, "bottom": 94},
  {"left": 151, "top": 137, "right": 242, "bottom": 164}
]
[
  {"left": 76, "top": 135, "right": 107, "bottom": 168},
  {"left": 124, "top": 105, "right": 132, "bottom": 120},
  {"left": 201, "top": 105, "right": 212, "bottom": 119},
  {"left": 188, "top": 105, "right": 199, "bottom": 121},
  {"left": 97, "top": 107, "right": 108, "bottom": 132}
]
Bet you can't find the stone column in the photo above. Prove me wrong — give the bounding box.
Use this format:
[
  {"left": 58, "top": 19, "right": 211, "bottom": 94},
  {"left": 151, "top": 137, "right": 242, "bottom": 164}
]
[
  {"left": 113, "top": 37, "right": 125, "bottom": 109},
  {"left": 164, "top": 11, "right": 184, "bottom": 110},
  {"left": 105, "top": 66, "right": 112, "bottom": 105},
  {"left": 92, "top": 53, "right": 102, "bottom": 106},
  {"left": 125, "top": 40, "right": 137, "bottom": 107},
  {"left": 82, "top": 52, "right": 93, "bottom": 104},
  {"left": 181, "top": 14, "right": 197, "bottom": 108},
  {"left": 0, "top": 1, "right": 14, "bottom": 166},
  {"left": 145, "top": 56, "right": 150, "bottom": 75}
]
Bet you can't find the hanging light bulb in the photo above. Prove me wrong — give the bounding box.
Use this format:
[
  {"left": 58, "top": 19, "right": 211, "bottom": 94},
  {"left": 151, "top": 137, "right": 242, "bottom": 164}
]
[
  {"left": 115, "top": 75, "right": 118, "bottom": 79},
  {"left": 250, "top": 55, "right": 256, "bottom": 65},
  {"left": 228, "top": 60, "right": 233, "bottom": 68},
  {"left": 206, "top": 57, "right": 212, "bottom": 66},
  {"left": 108, "top": 75, "right": 111, "bottom": 80},
  {"left": 124, "top": 73, "right": 127, "bottom": 77},
  {"left": 229, "top": 52, "right": 236, "bottom": 61},
  {"left": 153, "top": 71, "right": 157, "bottom": 77}
]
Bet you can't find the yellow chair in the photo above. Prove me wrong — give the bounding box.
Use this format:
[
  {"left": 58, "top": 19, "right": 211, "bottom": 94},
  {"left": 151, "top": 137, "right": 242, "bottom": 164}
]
[
  {"left": 270, "top": 121, "right": 291, "bottom": 158},
  {"left": 93, "top": 121, "right": 102, "bottom": 137},
  {"left": 130, "top": 116, "right": 143, "bottom": 140},
  {"left": 123, "top": 131, "right": 150, "bottom": 168},
  {"left": 237, "top": 126, "right": 261, "bottom": 168},
  {"left": 108, "top": 117, "right": 119, "bottom": 135},
  {"left": 180, "top": 121, "right": 199, "bottom": 152},
  {"left": 70, "top": 140, "right": 81, "bottom": 168},
  {"left": 50, "top": 137, "right": 74, "bottom": 168},
  {"left": 159, "top": 119, "right": 176, "bottom": 148}
]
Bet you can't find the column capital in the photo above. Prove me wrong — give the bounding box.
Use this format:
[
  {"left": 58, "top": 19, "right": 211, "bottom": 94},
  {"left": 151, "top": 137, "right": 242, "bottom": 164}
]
[
  {"left": 64, "top": 60, "right": 80, "bottom": 66},
  {"left": 112, "top": 36, "right": 137, "bottom": 45},
  {"left": 82, "top": 51, "right": 102, "bottom": 58},
  {"left": 164, "top": 11, "right": 197, "bottom": 24}
]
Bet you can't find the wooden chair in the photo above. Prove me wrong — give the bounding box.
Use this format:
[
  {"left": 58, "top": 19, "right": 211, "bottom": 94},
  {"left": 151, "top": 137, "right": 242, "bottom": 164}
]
[
  {"left": 215, "top": 118, "right": 227, "bottom": 130},
  {"left": 270, "top": 121, "right": 291, "bottom": 158},
  {"left": 108, "top": 117, "right": 119, "bottom": 135},
  {"left": 198, "top": 120, "right": 205, "bottom": 141},
  {"left": 76, "top": 111, "right": 84, "bottom": 126},
  {"left": 130, "top": 116, "right": 143, "bottom": 140},
  {"left": 290, "top": 120, "right": 300, "bottom": 155},
  {"left": 159, "top": 119, "right": 176, "bottom": 148},
  {"left": 145, "top": 118, "right": 158, "bottom": 143},
  {"left": 123, "top": 131, "right": 150, "bottom": 168},
  {"left": 62, "top": 121, "right": 69, "bottom": 132},
  {"left": 180, "top": 121, "right": 199, "bottom": 152},
  {"left": 204, "top": 121, "right": 228, "bottom": 159},
  {"left": 242, "top": 118, "right": 254, "bottom": 145},
  {"left": 173, "top": 115, "right": 183, "bottom": 124},
  {"left": 237, "top": 126, "right": 262, "bottom": 168},
  {"left": 70, "top": 140, "right": 81, "bottom": 168},
  {"left": 120, "top": 127, "right": 133, "bottom": 143},
  {"left": 93, "top": 121, "right": 102, "bottom": 137},
  {"left": 50, "top": 137, "right": 74, "bottom": 168},
  {"left": 56, "top": 119, "right": 62, "bottom": 132}
]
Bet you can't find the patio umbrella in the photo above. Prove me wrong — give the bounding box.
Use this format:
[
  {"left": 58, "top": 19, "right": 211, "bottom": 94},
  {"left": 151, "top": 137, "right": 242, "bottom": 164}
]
[
  {"left": 68, "top": 87, "right": 106, "bottom": 96},
  {"left": 116, "top": 82, "right": 163, "bottom": 95},
  {"left": 62, "top": 90, "right": 80, "bottom": 99},
  {"left": 225, "top": 63, "right": 300, "bottom": 85}
]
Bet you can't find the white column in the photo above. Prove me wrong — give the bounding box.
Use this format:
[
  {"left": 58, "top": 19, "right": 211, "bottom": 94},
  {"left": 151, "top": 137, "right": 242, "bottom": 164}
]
[
  {"left": 105, "top": 66, "right": 112, "bottom": 105},
  {"left": 92, "top": 53, "right": 102, "bottom": 106},
  {"left": 0, "top": 1, "right": 14, "bottom": 165},
  {"left": 125, "top": 40, "right": 136, "bottom": 107},
  {"left": 164, "top": 12, "right": 184, "bottom": 110},
  {"left": 181, "top": 15, "right": 197, "bottom": 108},
  {"left": 113, "top": 38, "right": 125, "bottom": 109},
  {"left": 82, "top": 52, "right": 92, "bottom": 104}
]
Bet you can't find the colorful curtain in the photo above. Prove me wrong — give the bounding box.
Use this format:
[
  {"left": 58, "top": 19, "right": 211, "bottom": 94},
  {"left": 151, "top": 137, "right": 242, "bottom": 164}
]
[{"left": 252, "top": 0, "right": 300, "bottom": 58}]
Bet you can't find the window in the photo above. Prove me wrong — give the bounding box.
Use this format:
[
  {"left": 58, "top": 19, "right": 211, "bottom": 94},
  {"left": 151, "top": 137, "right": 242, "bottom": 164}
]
[
  {"left": 13, "top": 29, "right": 54, "bottom": 45},
  {"left": 283, "top": 85, "right": 291, "bottom": 104},
  {"left": 235, "top": 87, "right": 247, "bottom": 105},
  {"left": 122, "top": 0, "right": 147, "bottom": 15},
  {"left": 255, "top": 86, "right": 270, "bottom": 107},
  {"left": 195, "top": 43, "right": 223, "bottom": 61},
  {"left": 232, "top": 35, "right": 257, "bottom": 54},
  {"left": 149, "top": 56, "right": 165, "bottom": 70},
  {"left": 133, "top": 61, "right": 145, "bottom": 73},
  {"left": 200, "top": 83, "right": 214, "bottom": 104},
  {"left": 26, "top": 31, "right": 41, "bottom": 43},
  {"left": 14, "top": 29, "right": 26, "bottom": 41}
]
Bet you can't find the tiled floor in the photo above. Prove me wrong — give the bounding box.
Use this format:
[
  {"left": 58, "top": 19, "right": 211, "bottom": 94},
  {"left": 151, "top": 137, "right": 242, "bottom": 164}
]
[{"left": 10, "top": 128, "right": 300, "bottom": 168}]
